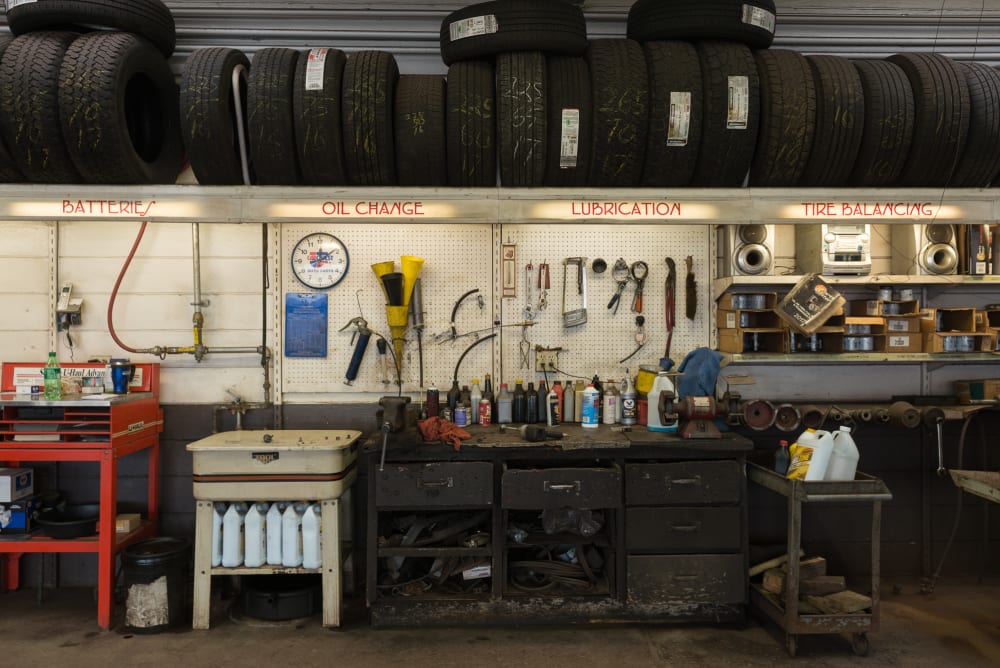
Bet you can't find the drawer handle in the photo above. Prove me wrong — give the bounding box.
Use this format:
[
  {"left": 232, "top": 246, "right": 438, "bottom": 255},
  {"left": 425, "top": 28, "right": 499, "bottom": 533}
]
[
  {"left": 668, "top": 522, "right": 701, "bottom": 532},
  {"left": 543, "top": 481, "right": 581, "bottom": 493},
  {"left": 672, "top": 574, "right": 700, "bottom": 581},
  {"left": 667, "top": 476, "right": 702, "bottom": 486},
  {"left": 418, "top": 477, "right": 454, "bottom": 489}
]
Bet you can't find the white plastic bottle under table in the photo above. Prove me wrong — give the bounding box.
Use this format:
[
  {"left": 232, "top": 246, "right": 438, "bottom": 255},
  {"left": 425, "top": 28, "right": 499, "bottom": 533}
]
[
  {"left": 221, "top": 502, "right": 248, "bottom": 568},
  {"left": 282, "top": 502, "right": 307, "bottom": 567},
  {"left": 266, "top": 502, "right": 285, "bottom": 565},
  {"left": 302, "top": 503, "right": 323, "bottom": 569},
  {"left": 244, "top": 502, "right": 269, "bottom": 568},
  {"left": 211, "top": 502, "right": 226, "bottom": 567}
]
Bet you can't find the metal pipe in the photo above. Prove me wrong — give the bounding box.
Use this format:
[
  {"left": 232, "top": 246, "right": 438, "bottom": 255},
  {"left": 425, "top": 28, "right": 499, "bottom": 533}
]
[{"left": 191, "top": 223, "right": 208, "bottom": 361}]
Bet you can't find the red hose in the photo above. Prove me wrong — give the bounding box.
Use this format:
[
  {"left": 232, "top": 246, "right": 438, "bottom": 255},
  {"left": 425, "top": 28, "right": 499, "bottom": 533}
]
[{"left": 106, "top": 221, "right": 148, "bottom": 354}]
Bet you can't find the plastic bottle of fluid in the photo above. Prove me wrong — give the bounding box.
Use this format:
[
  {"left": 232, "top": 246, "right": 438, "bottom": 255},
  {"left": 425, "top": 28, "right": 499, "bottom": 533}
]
[
  {"left": 43, "top": 351, "right": 62, "bottom": 400},
  {"left": 497, "top": 383, "right": 513, "bottom": 424},
  {"left": 221, "top": 502, "right": 248, "bottom": 568},
  {"left": 574, "top": 380, "right": 586, "bottom": 422},
  {"left": 603, "top": 381, "right": 619, "bottom": 425},
  {"left": 536, "top": 381, "right": 548, "bottom": 424},
  {"left": 562, "top": 380, "right": 575, "bottom": 423},
  {"left": 266, "top": 502, "right": 286, "bottom": 565},
  {"left": 546, "top": 385, "right": 561, "bottom": 427},
  {"left": 525, "top": 381, "right": 538, "bottom": 423},
  {"left": 774, "top": 440, "right": 790, "bottom": 475},
  {"left": 788, "top": 429, "right": 835, "bottom": 481},
  {"left": 552, "top": 381, "right": 564, "bottom": 421},
  {"left": 469, "top": 380, "right": 482, "bottom": 424},
  {"left": 512, "top": 380, "right": 526, "bottom": 422},
  {"left": 302, "top": 503, "right": 323, "bottom": 569},
  {"left": 826, "top": 426, "right": 860, "bottom": 481},
  {"left": 620, "top": 373, "right": 637, "bottom": 426},
  {"left": 282, "top": 502, "right": 307, "bottom": 567},
  {"left": 244, "top": 502, "right": 269, "bottom": 567},
  {"left": 211, "top": 502, "right": 226, "bottom": 567},
  {"left": 581, "top": 383, "right": 600, "bottom": 428}
]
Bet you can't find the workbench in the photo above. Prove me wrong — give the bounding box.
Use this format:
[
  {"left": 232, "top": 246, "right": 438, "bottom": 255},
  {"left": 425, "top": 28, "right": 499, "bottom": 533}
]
[
  {"left": 365, "top": 424, "right": 752, "bottom": 626},
  {"left": 0, "top": 363, "right": 162, "bottom": 630}
]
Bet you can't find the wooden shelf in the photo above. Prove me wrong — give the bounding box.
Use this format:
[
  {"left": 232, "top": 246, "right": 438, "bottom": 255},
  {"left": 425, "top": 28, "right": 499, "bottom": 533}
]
[{"left": 714, "top": 274, "right": 1000, "bottom": 300}]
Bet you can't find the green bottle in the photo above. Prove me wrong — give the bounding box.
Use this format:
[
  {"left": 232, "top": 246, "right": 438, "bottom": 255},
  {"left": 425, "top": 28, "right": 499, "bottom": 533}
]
[{"left": 43, "top": 351, "right": 62, "bottom": 400}]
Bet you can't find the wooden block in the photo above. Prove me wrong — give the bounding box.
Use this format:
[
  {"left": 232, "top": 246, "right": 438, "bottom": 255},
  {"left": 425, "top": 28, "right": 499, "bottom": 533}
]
[
  {"left": 799, "top": 575, "right": 846, "bottom": 596},
  {"left": 804, "top": 590, "right": 873, "bottom": 615},
  {"left": 782, "top": 556, "right": 827, "bottom": 580},
  {"left": 762, "top": 568, "right": 786, "bottom": 595},
  {"left": 749, "top": 548, "right": 804, "bottom": 577}
]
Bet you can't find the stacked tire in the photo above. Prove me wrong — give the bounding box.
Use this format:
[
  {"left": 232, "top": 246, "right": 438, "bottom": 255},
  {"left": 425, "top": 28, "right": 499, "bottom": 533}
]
[{"left": 0, "top": 0, "right": 183, "bottom": 184}]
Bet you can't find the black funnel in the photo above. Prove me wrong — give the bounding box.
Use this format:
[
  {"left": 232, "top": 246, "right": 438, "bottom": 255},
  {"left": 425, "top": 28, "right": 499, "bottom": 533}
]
[{"left": 381, "top": 272, "right": 405, "bottom": 306}]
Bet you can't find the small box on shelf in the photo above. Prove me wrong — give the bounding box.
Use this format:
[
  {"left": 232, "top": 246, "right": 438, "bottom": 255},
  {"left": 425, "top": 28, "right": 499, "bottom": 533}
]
[
  {"left": 718, "top": 328, "right": 786, "bottom": 354},
  {"left": 115, "top": 513, "right": 142, "bottom": 533},
  {"left": 0, "top": 467, "right": 33, "bottom": 502},
  {"left": 0, "top": 495, "right": 35, "bottom": 533},
  {"left": 717, "top": 292, "right": 778, "bottom": 310}
]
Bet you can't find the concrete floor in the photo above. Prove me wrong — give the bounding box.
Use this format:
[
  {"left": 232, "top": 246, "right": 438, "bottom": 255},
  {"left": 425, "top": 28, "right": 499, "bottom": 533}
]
[{"left": 1, "top": 578, "right": 998, "bottom": 668}]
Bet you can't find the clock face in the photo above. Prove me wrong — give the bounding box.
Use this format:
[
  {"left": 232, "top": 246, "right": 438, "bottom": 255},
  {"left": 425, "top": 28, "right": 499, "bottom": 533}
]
[{"left": 291, "top": 233, "right": 349, "bottom": 289}]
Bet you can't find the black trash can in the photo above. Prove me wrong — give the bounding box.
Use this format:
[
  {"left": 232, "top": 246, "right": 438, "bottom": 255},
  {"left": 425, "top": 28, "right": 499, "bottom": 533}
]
[{"left": 123, "top": 537, "right": 192, "bottom": 632}]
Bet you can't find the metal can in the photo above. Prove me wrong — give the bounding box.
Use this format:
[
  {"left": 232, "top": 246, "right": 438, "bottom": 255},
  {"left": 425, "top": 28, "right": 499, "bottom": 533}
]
[
  {"left": 877, "top": 287, "right": 893, "bottom": 301},
  {"left": 426, "top": 386, "right": 440, "bottom": 417},
  {"left": 478, "top": 398, "right": 492, "bottom": 425},
  {"left": 454, "top": 404, "right": 468, "bottom": 427},
  {"left": 440, "top": 406, "right": 453, "bottom": 423}
]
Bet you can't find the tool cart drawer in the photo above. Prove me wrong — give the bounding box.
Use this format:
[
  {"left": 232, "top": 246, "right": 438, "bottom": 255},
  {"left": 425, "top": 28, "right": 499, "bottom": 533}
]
[
  {"left": 625, "top": 461, "right": 742, "bottom": 505},
  {"left": 376, "top": 462, "right": 493, "bottom": 507},
  {"left": 625, "top": 507, "right": 742, "bottom": 552},
  {"left": 501, "top": 463, "right": 622, "bottom": 509},
  {"left": 627, "top": 554, "right": 746, "bottom": 605}
]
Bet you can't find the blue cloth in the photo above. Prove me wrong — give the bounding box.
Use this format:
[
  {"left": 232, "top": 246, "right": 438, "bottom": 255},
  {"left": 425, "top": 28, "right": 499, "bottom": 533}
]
[{"left": 676, "top": 347, "right": 725, "bottom": 399}]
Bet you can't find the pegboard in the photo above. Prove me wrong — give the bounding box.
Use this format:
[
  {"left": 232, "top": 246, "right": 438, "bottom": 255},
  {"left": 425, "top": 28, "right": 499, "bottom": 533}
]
[
  {"left": 280, "top": 224, "right": 495, "bottom": 394},
  {"left": 495, "top": 224, "right": 712, "bottom": 388}
]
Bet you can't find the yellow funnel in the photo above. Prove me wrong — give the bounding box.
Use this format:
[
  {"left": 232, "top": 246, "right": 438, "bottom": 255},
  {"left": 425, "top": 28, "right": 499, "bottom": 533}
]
[
  {"left": 371, "top": 261, "right": 396, "bottom": 301},
  {"left": 400, "top": 255, "right": 424, "bottom": 306},
  {"left": 386, "top": 304, "right": 410, "bottom": 370}
]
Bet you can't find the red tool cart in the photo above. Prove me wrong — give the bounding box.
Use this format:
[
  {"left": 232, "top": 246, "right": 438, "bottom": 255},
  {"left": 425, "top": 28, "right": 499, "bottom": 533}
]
[{"left": 0, "top": 362, "right": 162, "bottom": 629}]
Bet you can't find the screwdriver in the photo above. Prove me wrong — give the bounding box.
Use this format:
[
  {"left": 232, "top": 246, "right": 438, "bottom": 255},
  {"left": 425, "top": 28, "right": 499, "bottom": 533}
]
[{"left": 500, "top": 424, "right": 566, "bottom": 442}]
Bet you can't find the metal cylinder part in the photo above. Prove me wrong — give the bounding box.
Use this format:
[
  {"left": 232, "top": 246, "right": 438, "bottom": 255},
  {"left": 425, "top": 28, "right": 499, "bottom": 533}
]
[
  {"left": 888, "top": 401, "right": 921, "bottom": 429},
  {"left": 857, "top": 408, "right": 874, "bottom": 422},
  {"left": 799, "top": 404, "right": 824, "bottom": 429},
  {"left": 773, "top": 403, "right": 801, "bottom": 432},
  {"left": 742, "top": 399, "right": 775, "bottom": 430}
]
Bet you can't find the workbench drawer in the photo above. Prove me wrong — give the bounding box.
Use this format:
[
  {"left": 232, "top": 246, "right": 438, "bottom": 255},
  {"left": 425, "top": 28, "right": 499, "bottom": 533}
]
[
  {"left": 625, "top": 461, "right": 742, "bottom": 505},
  {"left": 376, "top": 462, "right": 493, "bottom": 507},
  {"left": 501, "top": 463, "right": 622, "bottom": 509},
  {"left": 625, "top": 507, "right": 741, "bottom": 552},
  {"left": 627, "top": 554, "right": 746, "bottom": 605}
]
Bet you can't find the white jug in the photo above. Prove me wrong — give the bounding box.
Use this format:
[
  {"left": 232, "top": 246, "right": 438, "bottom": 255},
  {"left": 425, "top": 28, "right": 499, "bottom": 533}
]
[
  {"left": 646, "top": 372, "right": 678, "bottom": 433},
  {"left": 221, "top": 502, "right": 247, "bottom": 568},
  {"left": 796, "top": 428, "right": 835, "bottom": 481},
  {"left": 281, "top": 502, "right": 307, "bottom": 567},
  {"left": 244, "top": 503, "right": 269, "bottom": 567},
  {"left": 826, "top": 426, "right": 860, "bottom": 481},
  {"left": 211, "top": 502, "right": 226, "bottom": 567},
  {"left": 266, "top": 502, "right": 285, "bottom": 566},
  {"left": 302, "top": 503, "right": 323, "bottom": 569}
]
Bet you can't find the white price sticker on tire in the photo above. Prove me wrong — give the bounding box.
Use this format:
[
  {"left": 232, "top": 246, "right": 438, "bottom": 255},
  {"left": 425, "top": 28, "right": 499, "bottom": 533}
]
[
  {"left": 742, "top": 4, "right": 776, "bottom": 33},
  {"left": 559, "top": 108, "right": 580, "bottom": 168},
  {"left": 449, "top": 14, "right": 498, "bottom": 42},
  {"left": 304, "top": 48, "right": 328, "bottom": 91},
  {"left": 667, "top": 91, "right": 691, "bottom": 146},
  {"left": 727, "top": 75, "right": 749, "bottom": 129}
]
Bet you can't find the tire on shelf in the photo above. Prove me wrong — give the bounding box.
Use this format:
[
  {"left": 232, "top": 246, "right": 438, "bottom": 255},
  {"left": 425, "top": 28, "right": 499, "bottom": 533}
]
[
  {"left": 247, "top": 47, "right": 301, "bottom": 186},
  {"left": 59, "top": 31, "right": 183, "bottom": 184},
  {"left": 0, "top": 32, "right": 78, "bottom": 183},
  {"left": 446, "top": 59, "right": 497, "bottom": 187},
  {"left": 497, "top": 51, "right": 546, "bottom": 187},
  {"left": 798, "top": 55, "right": 865, "bottom": 187},
  {"left": 342, "top": 50, "right": 399, "bottom": 186},
  {"left": 439, "top": 0, "right": 587, "bottom": 66},
  {"left": 180, "top": 47, "right": 251, "bottom": 186},
  {"left": 886, "top": 52, "right": 969, "bottom": 187},
  {"left": 394, "top": 74, "right": 448, "bottom": 186},
  {"left": 587, "top": 38, "right": 648, "bottom": 187},
  {"left": 627, "top": 0, "right": 777, "bottom": 50},
  {"left": 544, "top": 55, "right": 591, "bottom": 187},
  {"left": 691, "top": 41, "right": 760, "bottom": 187},
  {"left": 848, "top": 59, "right": 914, "bottom": 187},
  {"left": 6, "top": 0, "right": 176, "bottom": 57},
  {"left": 641, "top": 41, "right": 703, "bottom": 187},
  {"left": 949, "top": 62, "right": 1000, "bottom": 188},
  {"left": 749, "top": 49, "right": 816, "bottom": 187},
  {"left": 0, "top": 34, "right": 24, "bottom": 184},
  {"left": 293, "top": 47, "right": 347, "bottom": 186}
]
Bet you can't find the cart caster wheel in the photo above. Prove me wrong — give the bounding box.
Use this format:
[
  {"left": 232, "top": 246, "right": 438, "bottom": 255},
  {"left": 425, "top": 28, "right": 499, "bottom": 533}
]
[
  {"left": 785, "top": 634, "right": 798, "bottom": 657},
  {"left": 851, "top": 633, "right": 870, "bottom": 657}
]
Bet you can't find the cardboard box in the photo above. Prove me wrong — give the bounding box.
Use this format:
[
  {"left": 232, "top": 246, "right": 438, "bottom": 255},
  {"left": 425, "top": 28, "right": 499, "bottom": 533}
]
[
  {"left": 788, "top": 331, "right": 844, "bottom": 353},
  {"left": 0, "top": 467, "right": 33, "bottom": 503},
  {"left": 717, "top": 307, "right": 782, "bottom": 330},
  {"left": 717, "top": 292, "right": 777, "bottom": 310},
  {"left": 921, "top": 307, "right": 977, "bottom": 333},
  {"left": 923, "top": 331, "right": 993, "bottom": 353},
  {"left": 847, "top": 299, "right": 880, "bottom": 317},
  {"left": 965, "top": 223, "right": 992, "bottom": 275},
  {"left": 774, "top": 274, "right": 845, "bottom": 335},
  {"left": 954, "top": 379, "right": 1000, "bottom": 402},
  {"left": 885, "top": 332, "right": 922, "bottom": 353},
  {"left": 717, "top": 328, "right": 786, "bottom": 353},
  {"left": 880, "top": 299, "right": 920, "bottom": 316},
  {"left": 885, "top": 315, "right": 922, "bottom": 333},
  {"left": 844, "top": 316, "right": 886, "bottom": 335},
  {"left": 116, "top": 513, "right": 142, "bottom": 533},
  {"left": 0, "top": 496, "right": 35, "bottom": 534}
]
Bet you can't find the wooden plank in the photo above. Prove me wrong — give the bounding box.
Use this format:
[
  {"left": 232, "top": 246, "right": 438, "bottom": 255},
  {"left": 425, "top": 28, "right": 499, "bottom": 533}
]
[
  {"left": 782, "top": 555, "right": 827, "bottom": 579},
  {"left": 749, "top": 548, "right": 804, "bottom": 577},
  {"left": 804, "top": 590, "right": 873, "bottom": 614},
  {"left": 800, "top": 575, "right": 846, "bottom": 595},
  {"left": 762, "top": 568, "right": 786, "bottom": 595}
]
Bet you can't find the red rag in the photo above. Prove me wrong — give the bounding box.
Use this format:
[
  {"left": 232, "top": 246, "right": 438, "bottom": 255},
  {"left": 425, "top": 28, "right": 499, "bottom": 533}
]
[{"left": 418, "top": 416, "right": 471, "bottom": 451}]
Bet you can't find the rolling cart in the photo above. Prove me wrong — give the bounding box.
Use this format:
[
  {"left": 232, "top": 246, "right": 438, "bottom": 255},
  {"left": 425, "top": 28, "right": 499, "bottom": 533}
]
[{"left": 747, "top": 463, "right": 893, "bottom": 657}]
